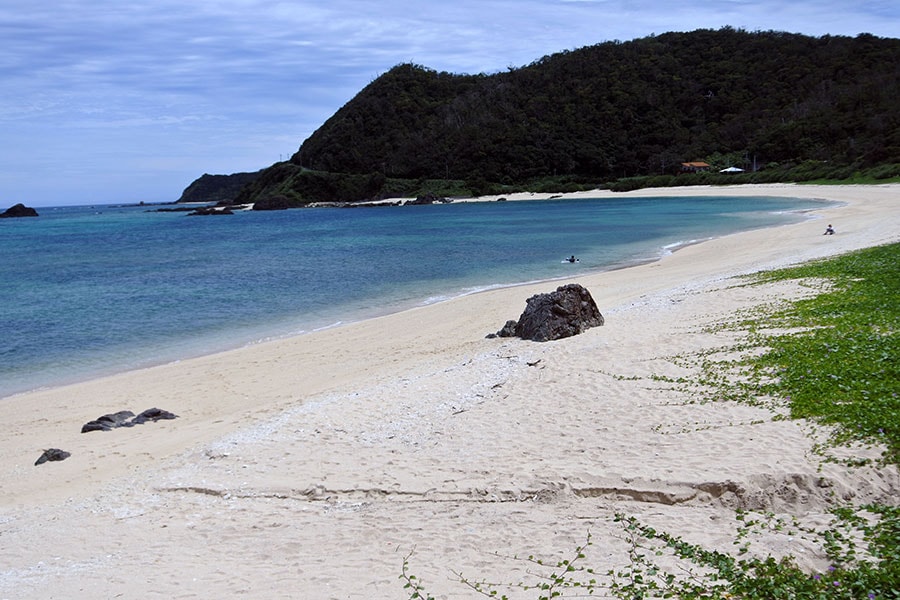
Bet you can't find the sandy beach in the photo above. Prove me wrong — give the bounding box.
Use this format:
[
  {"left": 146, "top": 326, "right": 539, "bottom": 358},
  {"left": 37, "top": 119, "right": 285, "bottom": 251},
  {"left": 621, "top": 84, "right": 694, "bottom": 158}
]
[{"left": 2, "top": 183, "right": 898, "bottom": 599}]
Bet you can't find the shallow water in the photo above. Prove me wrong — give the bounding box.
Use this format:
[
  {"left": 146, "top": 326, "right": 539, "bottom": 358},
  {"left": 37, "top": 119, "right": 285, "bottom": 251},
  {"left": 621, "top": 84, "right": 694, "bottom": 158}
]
[{"left": 0, "top": 195, "right": 828, "bottom": 397}]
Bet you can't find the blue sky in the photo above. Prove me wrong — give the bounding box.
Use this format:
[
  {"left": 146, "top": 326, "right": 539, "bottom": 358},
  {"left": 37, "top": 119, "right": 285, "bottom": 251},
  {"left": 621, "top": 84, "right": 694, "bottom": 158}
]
[{"left": 2, "top": 1, "right": 899, "bottom": 207}]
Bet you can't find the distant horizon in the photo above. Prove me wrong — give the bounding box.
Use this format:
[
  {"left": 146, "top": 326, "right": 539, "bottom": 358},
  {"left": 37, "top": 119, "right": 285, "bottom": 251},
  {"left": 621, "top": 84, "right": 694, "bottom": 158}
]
[
  {"left": 4, "top": 2, "right": 900, "bottom": 207},
  {"left": 4, "top": 198, "right": 188, "bottom": 210}
]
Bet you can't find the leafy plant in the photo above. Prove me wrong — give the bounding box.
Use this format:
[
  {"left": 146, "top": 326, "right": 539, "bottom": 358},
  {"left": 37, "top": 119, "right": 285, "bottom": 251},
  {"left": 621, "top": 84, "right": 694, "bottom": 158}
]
[
  {"left": 455, "top": 533, "right": 598, "bottom": 600},
  {"left": 610, "top": 505, "right": 900, "bottom": 599},
  {"left": 402, "top": 505, "right": 900, "bottom": 599},
  {"left": 400, "top": 550, "right": 436, "bottom": 600}
]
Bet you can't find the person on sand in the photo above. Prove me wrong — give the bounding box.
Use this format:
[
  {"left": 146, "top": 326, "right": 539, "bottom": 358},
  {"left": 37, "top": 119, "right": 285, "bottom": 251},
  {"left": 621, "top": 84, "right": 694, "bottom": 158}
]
[{"left": 824, "top": 224, "right": 835, "bottom": 235}]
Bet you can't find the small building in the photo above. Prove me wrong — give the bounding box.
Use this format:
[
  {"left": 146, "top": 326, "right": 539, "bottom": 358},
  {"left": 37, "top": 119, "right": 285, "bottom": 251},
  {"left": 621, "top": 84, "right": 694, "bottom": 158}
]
[{"left": 680, "top": 161, "right": 711, "bottom": 173}]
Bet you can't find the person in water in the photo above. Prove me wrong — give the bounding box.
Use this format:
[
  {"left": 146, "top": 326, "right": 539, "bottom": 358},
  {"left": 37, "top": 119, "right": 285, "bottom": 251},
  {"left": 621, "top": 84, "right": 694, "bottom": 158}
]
[
  {"left": 824, "top": 224, "right": 835, "bottom": 235},
  {"left": 567, "top": 255, "right": 577, "bottom": 263}
]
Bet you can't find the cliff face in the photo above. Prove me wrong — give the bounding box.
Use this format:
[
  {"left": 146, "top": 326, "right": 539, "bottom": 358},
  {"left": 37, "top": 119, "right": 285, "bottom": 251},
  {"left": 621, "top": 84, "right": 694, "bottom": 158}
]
[{"left": 176, "top": 171, "right": 263, "bottom": 204}]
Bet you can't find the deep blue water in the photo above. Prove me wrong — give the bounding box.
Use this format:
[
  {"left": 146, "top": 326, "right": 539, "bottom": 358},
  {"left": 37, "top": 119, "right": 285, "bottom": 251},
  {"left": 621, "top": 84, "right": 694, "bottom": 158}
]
[{"left": 0, "top": 195, "right": 828, "bottom": 398}]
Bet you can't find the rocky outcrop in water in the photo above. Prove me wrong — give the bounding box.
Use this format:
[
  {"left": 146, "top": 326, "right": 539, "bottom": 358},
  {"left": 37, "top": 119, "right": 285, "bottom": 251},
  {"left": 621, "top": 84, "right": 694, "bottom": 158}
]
[
  {"left": 252, "top": 195, "right": 293, "bottom": 210},
  {"left": 488, "top": 283, "right": 604, "bottom": 342},
  {"left": 406, "top": 193, "right": 451, "bottom": 205},
  {"left": 0, "top": 203, "right": 39, "bottom": 218},
  {"left": 188, "top": 206, "right": 234, "bottom": 216}
]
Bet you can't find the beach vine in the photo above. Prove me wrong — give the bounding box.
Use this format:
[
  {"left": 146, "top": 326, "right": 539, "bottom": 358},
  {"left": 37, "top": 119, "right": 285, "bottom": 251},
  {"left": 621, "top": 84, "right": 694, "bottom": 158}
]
[
  {"left": 401, "top": 242, "right": 899, "bottom": 599},
  {"left": 402, "top": 505, "right": 900, "bottom": 599},
  {"left": 623, "top": 242, "right": 899, "bottom": 465},
  {"left": 607, "top": 505, "right": 900, "bottom": 600},
  {"left": 699, "top": 242, "right": 899, "bottom": 465}
]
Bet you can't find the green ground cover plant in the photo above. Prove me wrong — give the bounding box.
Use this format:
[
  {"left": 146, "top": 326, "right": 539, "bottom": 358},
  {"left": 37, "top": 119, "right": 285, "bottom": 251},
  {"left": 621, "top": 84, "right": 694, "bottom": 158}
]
[
  {"left": 402, "top": 243, "right": 899, "bottom": 599},
  {"left": 745, "top": 243, "right": 899, "bottom": 463},
  {"left": 610, "top": 505, "right": 900, "bottom": 599}
]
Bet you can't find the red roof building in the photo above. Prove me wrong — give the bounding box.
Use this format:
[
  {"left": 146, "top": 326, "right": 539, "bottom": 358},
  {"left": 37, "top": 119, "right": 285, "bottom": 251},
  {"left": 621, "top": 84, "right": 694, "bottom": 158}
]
[{"left": 680, "top": 161, "right": 711, "bottom": 173}]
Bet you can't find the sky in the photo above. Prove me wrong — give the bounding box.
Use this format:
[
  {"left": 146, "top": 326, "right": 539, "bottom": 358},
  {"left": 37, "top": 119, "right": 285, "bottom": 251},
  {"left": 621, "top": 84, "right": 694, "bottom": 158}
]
[{"left": 2, "top": 1, "right": 899, "bottom": 207}]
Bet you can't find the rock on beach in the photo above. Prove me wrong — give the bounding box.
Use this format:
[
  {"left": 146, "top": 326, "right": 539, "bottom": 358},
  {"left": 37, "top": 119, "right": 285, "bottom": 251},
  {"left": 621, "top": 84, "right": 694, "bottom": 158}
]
[{"left": 490, "top": 282, "right": 604, "bottom": 341}]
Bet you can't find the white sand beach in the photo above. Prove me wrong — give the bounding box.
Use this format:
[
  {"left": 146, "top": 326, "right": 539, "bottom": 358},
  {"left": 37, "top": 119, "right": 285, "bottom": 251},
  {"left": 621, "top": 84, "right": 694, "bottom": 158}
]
[{"left": 1, "top": 183, "right": 898, "bottom": 599}]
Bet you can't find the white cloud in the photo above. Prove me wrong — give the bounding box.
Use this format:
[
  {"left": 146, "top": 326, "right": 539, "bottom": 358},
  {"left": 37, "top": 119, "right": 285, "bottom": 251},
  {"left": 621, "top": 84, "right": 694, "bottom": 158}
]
[{"left": 1, "top": 0, "right": 898, "bottom": 205}]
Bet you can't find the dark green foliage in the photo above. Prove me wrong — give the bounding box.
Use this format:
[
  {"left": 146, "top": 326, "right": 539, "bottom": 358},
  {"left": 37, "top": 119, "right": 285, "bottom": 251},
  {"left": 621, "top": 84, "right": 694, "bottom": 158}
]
[
  {"left": 208, "top": 29, "right": 900, "bottom": 205},
  {"left": 231, "top": 164, "right": 402, "bottom": 205},
  {"left": 292, "top": 29, "right": 899, "bottom": 187},
  {"left": 227, "top": 161, "right": 477, "bottom": 205},
  {"left": 176, "top": 170, "right": 264, "bottom": 204}
]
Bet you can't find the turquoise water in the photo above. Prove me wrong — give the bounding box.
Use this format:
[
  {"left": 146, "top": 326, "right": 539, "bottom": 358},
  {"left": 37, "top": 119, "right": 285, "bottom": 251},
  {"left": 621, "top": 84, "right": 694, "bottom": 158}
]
[{"left": 0, "top": 195, "right": 828, "bottom": 397}]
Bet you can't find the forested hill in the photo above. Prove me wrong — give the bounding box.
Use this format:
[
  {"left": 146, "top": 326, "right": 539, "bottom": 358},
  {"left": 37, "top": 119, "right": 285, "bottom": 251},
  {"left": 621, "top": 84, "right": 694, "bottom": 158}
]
[
  {"left": 227, "top": 28, "right": 900, "bottom": 205},
  {"left": 176, "top": 171, "right": 263, "bottom": 203}
]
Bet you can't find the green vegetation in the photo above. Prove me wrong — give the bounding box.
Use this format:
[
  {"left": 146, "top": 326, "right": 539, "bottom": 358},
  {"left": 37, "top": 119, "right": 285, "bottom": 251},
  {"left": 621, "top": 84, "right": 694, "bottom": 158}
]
[
  {"left": 403, "top": 504, "right": 900, "bottom": 598},
  {"left": 176, "top": 170, "right": 265, "bottom": 204},
  {"left": 187, "top": 29, "right": 900, "bottom": 205},
  {"left": 228, "top": 162, "right": 485, "bottom": 206},
  {"left": 221, "top": 160, "right": 900, "bottom": 206},
  {"left": 402, "top": 243, "right": 900, "bottom": 598},
  {"left": 743, "top": 243, "right": 900, "bottom": 463},
  {"left": 609, "top": 506, "right": 900, "bottom": 599},
  {"left": 607, "top": 162, "right": 900, "bottom": 192},
  {"left": 298, "top": 29, "right": 900, "bottom": 184},
  {"left": 259, "top": 28, "right": 900, "bottom": 204},
  {"left": 640, "top": 243, "right": 899, "bottom": 465}
]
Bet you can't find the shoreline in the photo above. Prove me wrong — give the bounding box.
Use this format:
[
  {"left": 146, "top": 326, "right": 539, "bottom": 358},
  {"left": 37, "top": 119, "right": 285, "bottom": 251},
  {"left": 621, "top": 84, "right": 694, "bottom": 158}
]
[
  {"left": 3, "top": 184, "right": 895, "bottom": 470},
  {"left": 0, "top": 185, "right": 835, "bottom": 401},
  {"left": 2, "top": 183, "right": 898, "bottom": 598}
]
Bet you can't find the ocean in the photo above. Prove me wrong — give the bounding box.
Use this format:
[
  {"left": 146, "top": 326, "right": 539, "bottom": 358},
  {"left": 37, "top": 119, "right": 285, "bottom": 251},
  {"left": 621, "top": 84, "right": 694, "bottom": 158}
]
[{"left": 0, "top": 195, "right": 829, "bottom": 398}]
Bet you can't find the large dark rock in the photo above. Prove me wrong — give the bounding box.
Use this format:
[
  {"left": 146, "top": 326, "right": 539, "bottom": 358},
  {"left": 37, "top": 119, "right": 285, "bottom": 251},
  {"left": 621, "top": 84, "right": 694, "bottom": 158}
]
[
  {"left": 0, "top": 203, "right": 39, "bottom": 218},
  {"left": 81, "top": 410, "right": 135, "bottom": 432},
  {"left": 132, "top": 407, "right": 178, "bottom": 424},
  {"left": 81, "top": 408, "right": 177, "bottom": 433},
  {"left": 489, "top": 283, "right": 604, "bottom": 342}
]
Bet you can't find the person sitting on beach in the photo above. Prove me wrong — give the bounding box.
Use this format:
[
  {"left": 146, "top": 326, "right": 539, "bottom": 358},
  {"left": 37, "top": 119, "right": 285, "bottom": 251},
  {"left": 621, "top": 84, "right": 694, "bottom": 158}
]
[{"left": 824, "top": 224, "right": 835, "bottom": 235}]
